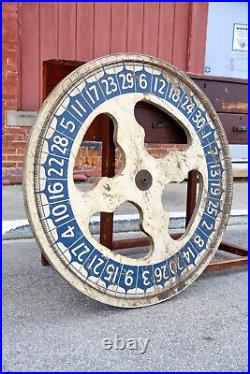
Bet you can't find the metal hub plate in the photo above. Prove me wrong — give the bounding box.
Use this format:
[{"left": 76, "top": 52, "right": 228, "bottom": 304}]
[
  {"left": 135, "top": 170, "right": 153, "bottom": 191},
  {"left": 24, "top": 54, "right": 232, "bottom": 308}
]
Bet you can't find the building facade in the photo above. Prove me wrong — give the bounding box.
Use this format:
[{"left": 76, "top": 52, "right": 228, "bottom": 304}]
[{"left": 3, "top": 2, "right": 247, "bottom": 184}]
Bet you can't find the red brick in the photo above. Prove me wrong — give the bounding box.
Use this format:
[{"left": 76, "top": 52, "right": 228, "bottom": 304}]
[
  {"left": 3, "top": 128, "right": 28, "bottom": 136},
  {"left": 7, "top": 155, "right": 24, "bottom": 162},
  {"left": 3, "top": 141, "right": 26, "bottom": 149},
  {"left": 88, "top": 149, "right": 99, "bottom": 157},
  {"left": 2, "top": 134, "right": 16, "bottom": 142},
  {"left": 17, "top": 148, "right": 26, "bottom": 155},
  {"left": 2, "top": 178, "right": 11, "bottom": 185},
  {"left": 2, "top": 161, "right": 16, "bottom": 168},
  {"left": 2, "top": 0, "right": 20, "bottom": 175},
  {"left": 2, "top": 3, "right": 18, "bottom": 12},
  {"left": 3, "top": 148, "right": 17, "bottom": 155},
  {"left": 10, "top": 134, "right": 26, "bottom": 141},
  {"left": 9, "top": 175, "right": 23, "bottom": 185}
]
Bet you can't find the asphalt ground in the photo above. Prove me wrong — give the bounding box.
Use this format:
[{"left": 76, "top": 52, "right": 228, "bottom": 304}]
[{"left": 2, "top": 224, "right": 248, "bottom": 372}]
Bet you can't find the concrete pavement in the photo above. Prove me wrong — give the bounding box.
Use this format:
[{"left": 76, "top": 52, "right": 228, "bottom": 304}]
[
  {"left": 2, "top": 224, "right": 248, "bottom": 372},
  {"left": 2, "top": 180, "right": 248, "bottom": 239},
  {"left": 2, "top": 180, "right": 248, "bottom": 371}
]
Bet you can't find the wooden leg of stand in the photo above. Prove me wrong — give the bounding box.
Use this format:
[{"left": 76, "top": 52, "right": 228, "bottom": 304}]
[
  {"left": 219, "top": 241, "right": 248, "bottom": 256},
  {"left": 186, "top": 170, "right": 197, "bottom": 227},
  {"left": 100, "top": 116, "right": 116, "bottom": 248},
  {"left": 205, "top": 257, "right": 248, "bottom": 272},
  {"left": 205, "top": 241, "right": 248, "bottom": 272},
  {"left": 112, "top": 233, "right": 183, "bottom": 250},
  {"left": 41, "top": 252, "right": 50, "bottom": 266}
]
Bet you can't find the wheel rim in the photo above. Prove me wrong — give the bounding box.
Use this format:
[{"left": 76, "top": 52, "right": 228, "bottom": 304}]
[{"left": 24, "top": 53, "right": 232, "bottom": 308}]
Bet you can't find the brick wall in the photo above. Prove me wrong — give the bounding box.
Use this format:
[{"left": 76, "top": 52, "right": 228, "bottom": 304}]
[
  {"left": 2, "top": 3, "right": 28, "bottom": 184},
  {"left": 73, "top": 147, "right": 102, "bottom": 182},
  {"left": 2, "top": 3, "right": 208, "bottom": 185}
]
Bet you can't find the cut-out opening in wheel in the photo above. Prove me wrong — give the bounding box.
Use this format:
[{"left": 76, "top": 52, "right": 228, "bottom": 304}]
[
  {"left": 73, "top": 113, "right": 125, "bottom": 191},
  {"left": 135, "top": 101, "right": 188, "bottom": 159},
  {"left": 162, "top": 170, "right": 203, "bottom": 240},
  {"left": 88, "top": 201, "right": 152, "bottom": 259}
]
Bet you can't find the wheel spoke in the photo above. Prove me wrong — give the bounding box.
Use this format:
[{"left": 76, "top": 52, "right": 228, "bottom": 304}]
[
  {"left": 159, "top": 142, "right": 205, "bottom": 183},
  {"left": 105, "top": 94, "right": 147, "bottom": 174},
  {"left": 73, "top": 175, "right": 128, "bottom": 226},
  {"left": 137, "top": 188, "right": 178, "bottom": 260}
]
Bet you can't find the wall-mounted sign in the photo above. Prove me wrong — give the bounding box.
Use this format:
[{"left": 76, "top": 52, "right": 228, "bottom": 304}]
[{"left": 232, "top": 23, "right": 248, "bottom": 51}]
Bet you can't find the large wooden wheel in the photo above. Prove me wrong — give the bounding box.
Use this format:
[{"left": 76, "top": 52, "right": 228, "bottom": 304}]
[{"left": 24, "top": 54, "right": 232, "bottom": 308}]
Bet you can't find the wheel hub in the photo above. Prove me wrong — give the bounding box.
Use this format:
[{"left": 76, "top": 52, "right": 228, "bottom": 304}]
[{"left": 135, "top": 169, "right": 153, "bottom": 191}]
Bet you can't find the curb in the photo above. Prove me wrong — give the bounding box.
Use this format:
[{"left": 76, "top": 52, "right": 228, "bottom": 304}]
[{"left": 2, "top": 210, "right": 248, "bottom": 240}]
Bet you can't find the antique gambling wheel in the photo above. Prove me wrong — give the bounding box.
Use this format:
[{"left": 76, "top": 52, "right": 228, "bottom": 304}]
[{"left": 24, "top": 54, "right": 232, "bottom": 308}]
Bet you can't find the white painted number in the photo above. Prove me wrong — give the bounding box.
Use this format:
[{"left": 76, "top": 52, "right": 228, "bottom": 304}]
[
  {"left": 51, "top": 135, "right": 69, "bottom": 155},
  {"left": 191, "top": 109, "right": 206, "bottom": 128},
  {"left": 124, "top": 269, "right": 134, "bottom": 286},
  {"left": 61, "top": 225, "right": 75, "bottom": 238},
  {"left": 86, "top": 85, "right": 100, "bottom": 104},
  {"left": 101, "top": 76, "right": 118, "bottom": 95},
  {"left": 180, "top": 95, "right": 195, "bottom": 114},
  {"left": 48, "top": 182, "right": 65, "bottom": 201},
  {"left": 142, "top": 270, "right": 150, "bottom": 286},
  {"left": 182, "top": 246, "right": 196, "bottom": 263},
  {"left": 59, "top": 118, "right": 76, "bottom": 133},
  {"left": 48, "top": 157, "right": 65, "bottom": 177},
  {"left": 201, "top": 220, "right": 213, "bottom": 231},
  {"left": 104, "top": 264, "right": 120, "bottom": 283},
  {"left": 139, "top": 74, "right": 148, "bottom": 89},
  {"left": 119, "top": 72, "right": 134, "bottom": 89},
  {"left": 153, "top": 77, "right": 166, "bottom": 95},
  {"left": 52, "top": 204, "right": 69, "bottom": 223},
  {"left": 207, "top": 200, "right": 219, "bottom": 216},
  {"left": 194, "top": 234, "right": 204, "bottom": 248},
  {"left": 169, "top": 86, "right": 181, "bottom": 102}
]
